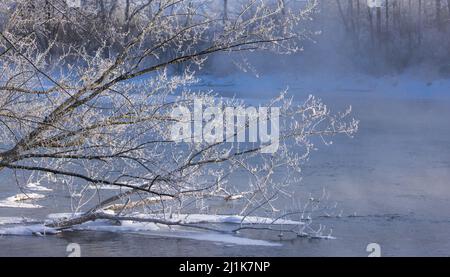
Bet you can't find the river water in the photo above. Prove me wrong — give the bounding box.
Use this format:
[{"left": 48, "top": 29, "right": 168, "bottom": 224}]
[{"left": 0, "top": 74, "right": 449, "bottom": 256}]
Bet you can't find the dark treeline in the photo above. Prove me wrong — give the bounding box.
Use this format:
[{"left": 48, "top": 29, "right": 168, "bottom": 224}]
[
  {"left": 0, "top": 0, "right": 307, "bottom": 73},
  {"left": 0, "top": 0, "right": 162, "bottom": 55},
  {"left": 2, "top": 1, "right": 448, "bottom": 75},
  {"left": 320, "top": 0, "right": 450, "bottom": 73}
]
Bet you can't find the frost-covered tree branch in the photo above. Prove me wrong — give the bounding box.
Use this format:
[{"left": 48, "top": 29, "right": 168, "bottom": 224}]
[{"left": 0, "top": 0, "right": 358, "bottom": 238}]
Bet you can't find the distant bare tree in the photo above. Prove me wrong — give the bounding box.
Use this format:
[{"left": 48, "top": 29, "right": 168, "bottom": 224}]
[{"left": 323, "top": 0, "right": 450, "bottom": 70}]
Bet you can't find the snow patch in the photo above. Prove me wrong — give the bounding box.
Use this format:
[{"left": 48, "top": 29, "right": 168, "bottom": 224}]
[
  {"left": 25, "top": 182, "right": 53, "bottom": 192},
  {"left": 88, "top": 185, "right": 132, "bottom": 190},
  {"left": 71, "top": 221, "right": 281, "bottom": 246},
  {"left": 48, "top": 212, "right": 303, "bottom": 225},
  {"left": 0, "top": 193, "right": 45, "bottom": 209},
  {"left": 7, "top": 193, "right": 46, "bottom": 201},
  {"left": 72, "top": 219, "right": 161, "bottom": 233},
  {"left": 130, "top": 213, "right": 303, "bottom": 225},
  {"left": 47, "top": 213, "right": 84, "bottom": 220},
  {"left": 0, "top": 224, "right": 59, "bottom": 236},
  {"left": 38, "top": 212, "right": 301, "bottom": 246},
  {"left": 0, "top": 217, "right": 33, "bottom": 225},
  {"left": 0, "top": 212, "right": 307, "bottom": 246},
  {"left": 0, "top": 220, "right": 280, "bottom": 246}
]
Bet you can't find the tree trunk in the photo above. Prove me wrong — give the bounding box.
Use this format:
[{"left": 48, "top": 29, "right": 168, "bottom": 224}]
[
  {"left": 279, "top": 0, "right": 286, "bottom": 15},
  {"left": 125, "top": 0, "right": 131, "bottom": 22},
  {"left": 125, "top": 0, "right": 131, "bottom": 33},
  {"left": 45, "top": 0, "right": 52, "bottom": 20},
  {"left": 368, "top": 7, "right": 374, "bottom": 44},
  {"left": 418, "top": 0, "right": 422, "bottom": 45},
  {"left": 348, "top": 0, "right": 356, "bottom": 34},
  {"left": 376, "top": 7, "right": 382, "bottom": 43},
  {"left": 392, "top": 0, "right": 398, "bottom": 30},
  {"left": 385, "top": 0, "right": 389, "bottom": 36},
  {"left": 408, "top": 0, "right": 413, "bottom": 51},
  {"left": 356, "top": 0, "right": 360, "bottom": 27},
  {"left": 109, "top": 0, "right": 119, "bottom": 18},
  {"left": 436, "top": 0, "right": 442, "bottom": 30},
  {"left": 99, "top": 0, "right": 106, "bottom": 22},
  {"left": 448, "top": 0, "right": 450, "bottom": 21},
  {"left": 336, "top": 0, "right": 349, "bottom": 32},
  {"left": 223, "top": 0, "right": 228, "bottom": 24}
]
